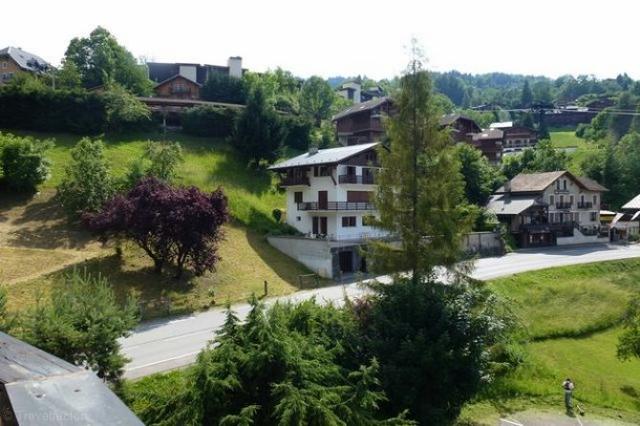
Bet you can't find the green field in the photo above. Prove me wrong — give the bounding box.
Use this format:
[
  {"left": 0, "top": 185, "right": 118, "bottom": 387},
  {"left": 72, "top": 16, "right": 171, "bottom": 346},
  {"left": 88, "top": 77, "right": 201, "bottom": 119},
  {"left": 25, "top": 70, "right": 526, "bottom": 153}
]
[{"left": 459, "top": 259, "right": 640, "bottom": 424}]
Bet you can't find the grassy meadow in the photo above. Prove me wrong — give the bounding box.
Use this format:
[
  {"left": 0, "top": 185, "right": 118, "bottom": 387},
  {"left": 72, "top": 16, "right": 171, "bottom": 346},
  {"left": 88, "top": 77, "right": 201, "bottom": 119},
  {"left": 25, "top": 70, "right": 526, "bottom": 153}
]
[
  {"left": 459, "top": 259, "right": 640, "bottom": 424},
  {"left": 0, "top": 129, "right": 326, "bottom": 319}
]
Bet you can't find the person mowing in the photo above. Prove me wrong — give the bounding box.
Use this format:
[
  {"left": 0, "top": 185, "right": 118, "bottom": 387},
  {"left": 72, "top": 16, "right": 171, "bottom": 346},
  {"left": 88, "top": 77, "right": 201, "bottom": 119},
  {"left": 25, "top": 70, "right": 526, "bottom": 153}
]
[{"left": 562, "top": 378, "right": 575, "bottom": 412}]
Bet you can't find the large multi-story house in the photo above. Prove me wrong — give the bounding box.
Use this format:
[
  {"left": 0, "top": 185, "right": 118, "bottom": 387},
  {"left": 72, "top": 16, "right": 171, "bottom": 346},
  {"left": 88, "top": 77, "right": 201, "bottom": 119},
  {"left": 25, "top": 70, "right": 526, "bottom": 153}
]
[
  {"left": 0, "top": 46, "right": 50, "bottom": 85},
  {"left": 268, "top": 143, "right": 386, "bottom": 277},
  {"left": 487, "top": 171, "right": 608, "bottom": 247},
  {"left": 332, "top": 97, "right": 392, "bottom": 146},
  {"left": 147, "top": 56, "right": 244, "bottom": 100}
]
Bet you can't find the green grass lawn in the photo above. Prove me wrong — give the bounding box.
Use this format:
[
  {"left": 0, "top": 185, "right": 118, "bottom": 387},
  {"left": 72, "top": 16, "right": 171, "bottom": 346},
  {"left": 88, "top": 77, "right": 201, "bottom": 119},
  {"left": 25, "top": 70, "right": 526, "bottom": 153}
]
[
  {"left": 549, "top": 130, "right": 604, "bottom": 175},
  {"left": 6, "top": 129, "right": 284, "bottom": 233},
  {"left": 459, "top": 258, "right": 640, "bottom": 424}
]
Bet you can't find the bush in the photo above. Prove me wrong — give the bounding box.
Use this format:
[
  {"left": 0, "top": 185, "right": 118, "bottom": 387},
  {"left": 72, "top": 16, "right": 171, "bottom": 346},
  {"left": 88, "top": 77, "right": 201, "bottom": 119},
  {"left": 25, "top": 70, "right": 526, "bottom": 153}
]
[
  {"left": 0, "top": 82, "right": 153, "bottom": 135},
  {"left": 21, "top": 268, "right": 138, "bottom": 383},
  {"left": 0, "top": 133, "right": 53, "bottom": 192},
  {"left": 281, "top": 115, "right": 313, "bottom": 151},
  {"left": 271, "top": 208, "right": 282, "bottom": 223},
  {"left": 181, "top": 105, "right": 237, "bottom": 138},
  {"left": 200, "top": 73, "right": 246, "bottom": 104},
  {"left": 57, "top": 138, "right": 115, "bottom": 217}
]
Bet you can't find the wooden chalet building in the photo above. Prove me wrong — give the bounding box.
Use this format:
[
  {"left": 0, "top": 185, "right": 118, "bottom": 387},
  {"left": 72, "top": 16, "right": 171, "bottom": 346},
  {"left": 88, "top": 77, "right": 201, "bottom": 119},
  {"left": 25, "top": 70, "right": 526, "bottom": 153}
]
[
  {"left": 471, "top": 128, "right": 504, "bottom": 163},
  {"left": 439, "top": 114, "right": 482, "bottom": 142},
  {"left": 148, "top": 56, "right": 244, "bottom": 100},
  {"left": 332, "top": 97, "right": 393, "bottom": 146}
]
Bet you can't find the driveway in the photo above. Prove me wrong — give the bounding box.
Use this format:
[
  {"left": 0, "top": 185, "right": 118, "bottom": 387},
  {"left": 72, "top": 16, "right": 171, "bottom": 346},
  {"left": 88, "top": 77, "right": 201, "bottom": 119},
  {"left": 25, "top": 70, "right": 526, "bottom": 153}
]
[{"left": 121, "top": 243, "right": 640, "bottom": 379}]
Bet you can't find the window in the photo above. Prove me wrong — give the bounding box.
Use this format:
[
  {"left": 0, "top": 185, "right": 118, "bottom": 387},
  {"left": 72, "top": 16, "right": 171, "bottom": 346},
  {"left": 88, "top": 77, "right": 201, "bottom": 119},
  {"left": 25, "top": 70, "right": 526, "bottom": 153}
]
[
  {"left": 593, "top": 195, "right": 598, "bottom": 205},
  {"left": 362, "top": 215, "right": 376, "bottom": 226},
  {"left": 563, "top": 180, "right": 567, "bottom": 190},
  {"left": 314, "top": 166, "right": 331, "bottom": 177},
  {"left": 590, "top": 212, "right": 598, "bottom": 221},
  {"left": 569, "top": 195, "right": 574, "bottom": 206},
  {"left": 296, "top": 216, "right": 301, "bottom": 221},
  {"left": 294, "top": 191, "right": 303, "bottom": 203},
  {"left": 1, "top": 62, "right": 6, "bottom": 69},
  {"left": 342, "top": 216, "right": 356, "bottom": 227},
  {"left": 550, "top": 195, "right": 555, "bottom": 205},
  {"left": 556, "top": 180, "right": 561, "bottom": 190}
]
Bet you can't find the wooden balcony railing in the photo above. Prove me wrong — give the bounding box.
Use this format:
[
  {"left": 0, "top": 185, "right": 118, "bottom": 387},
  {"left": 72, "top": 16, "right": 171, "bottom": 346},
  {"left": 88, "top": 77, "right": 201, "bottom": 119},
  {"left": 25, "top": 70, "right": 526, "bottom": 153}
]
[
  {"left": 338, "top": 174, "right": 375, "bottom": 184},
  {"left": 577, "top": 201, "right": 593, "bottom": 209},
  {"left": 297, "top": 201, "right": 375, "bottom": 211},
  {"left": 555, "top": 202, "right": 573, "bottom": 209},
  {"left": 280, "top": 176, "right": 310, "bottom": 186}
]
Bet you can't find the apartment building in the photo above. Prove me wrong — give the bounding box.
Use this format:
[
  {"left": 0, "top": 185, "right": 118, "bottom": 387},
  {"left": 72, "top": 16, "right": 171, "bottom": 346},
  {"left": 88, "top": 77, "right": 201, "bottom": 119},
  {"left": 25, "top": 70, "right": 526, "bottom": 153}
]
[
  {"left": 487, "top": 171, "right": 608, "bottom": 247},
  {"left": 268, "top": 143, "right": 386, "bottom": 277}
]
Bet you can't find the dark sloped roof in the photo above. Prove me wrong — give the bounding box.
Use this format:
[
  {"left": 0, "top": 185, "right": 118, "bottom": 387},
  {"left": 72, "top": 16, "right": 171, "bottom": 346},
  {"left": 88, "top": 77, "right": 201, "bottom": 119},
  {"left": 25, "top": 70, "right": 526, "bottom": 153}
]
[
  {"left": 0, "top": 47, "right": 50, "bottom": 72},
  {"left": 439, "top": 113, "right": 476, "bottom": 127},
  {"left": 332, "top": 97, "right": 391, "bottom": 121},
  {"left": 495, "top": 171, "right": 608, "bottom": 194},
  {"left": 472, "top": 128, "right": 504, "bottom": 141},
  {"left": 0, "top": 332, "right": 143, "bottom": 426},
  {"left": 147, "top": 62, "right": 180, "bottom": 83},
  {"left": 575, "top": 175, "right": 608, "bottom": 192}
]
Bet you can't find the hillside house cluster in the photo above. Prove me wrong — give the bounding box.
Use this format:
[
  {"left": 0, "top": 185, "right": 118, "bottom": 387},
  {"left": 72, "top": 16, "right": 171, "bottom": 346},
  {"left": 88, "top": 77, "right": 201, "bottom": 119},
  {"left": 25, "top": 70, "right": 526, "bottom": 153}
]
[
  {"left": 330, "top": 98, "right": 538, "bottom": 162},
  {"left": 336, "top": 81, "right": 385, "bottom": 104},
  {"left": 0, "top": 47, "right": 50, "bottom": 84}
]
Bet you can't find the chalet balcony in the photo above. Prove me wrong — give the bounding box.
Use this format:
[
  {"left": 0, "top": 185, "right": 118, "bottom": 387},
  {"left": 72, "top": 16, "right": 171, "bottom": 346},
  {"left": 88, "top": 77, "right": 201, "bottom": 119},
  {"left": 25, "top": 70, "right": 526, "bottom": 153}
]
[
  {"left": 170, "top": 87, "right": 192, "bottom": 95},
  {"left": 577, "top": 201, "right": 593, "bottom": 209},
  {"left": 338, "top": 174, "right": 375, "bottom": 184},
  {"left": 555, "top": 202, "right": 573, "bottom": 209},
  {"left": 279, "top": 176, "right": 310, "bottom": 186},
  {"left": 297, "top": 201, "right": 375, "bottom": 211},
  {"left": 520, "top": 222, "right": 576, "bottom": 235}
]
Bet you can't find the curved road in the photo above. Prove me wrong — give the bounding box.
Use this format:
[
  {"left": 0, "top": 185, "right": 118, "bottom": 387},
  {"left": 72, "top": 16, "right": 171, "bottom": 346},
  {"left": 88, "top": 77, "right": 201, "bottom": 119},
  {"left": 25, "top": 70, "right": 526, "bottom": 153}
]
[{"left": 121, "top": 243, "right": 640, "bottom": 379}]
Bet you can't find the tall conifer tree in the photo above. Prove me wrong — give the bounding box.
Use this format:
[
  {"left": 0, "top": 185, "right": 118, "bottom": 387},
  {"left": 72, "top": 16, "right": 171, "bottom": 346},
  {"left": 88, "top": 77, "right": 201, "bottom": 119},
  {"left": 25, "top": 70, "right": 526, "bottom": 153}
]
[{"left": 371, "top": 46, "right": 471, "bottom": 282}]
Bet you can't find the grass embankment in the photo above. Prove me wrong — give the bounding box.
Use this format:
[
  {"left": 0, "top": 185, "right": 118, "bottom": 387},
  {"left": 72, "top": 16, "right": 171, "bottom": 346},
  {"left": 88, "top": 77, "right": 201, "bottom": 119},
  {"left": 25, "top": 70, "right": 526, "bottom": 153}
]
[
  {"left": 14, "top": 130, "right": 284, "bottom": 233},
  {"left": 0, "top": 130, "right": 324, "bottom": 318},
  {"left": 549, "top": 130, "right": 603, "bottom": 174},
  {"left": 459, "top": 259, "right": 640, "bottom": 424}
]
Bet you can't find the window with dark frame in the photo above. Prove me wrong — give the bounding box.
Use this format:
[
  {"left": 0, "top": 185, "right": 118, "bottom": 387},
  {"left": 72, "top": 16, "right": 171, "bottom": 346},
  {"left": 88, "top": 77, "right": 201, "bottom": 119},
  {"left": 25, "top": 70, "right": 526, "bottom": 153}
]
[
  {"left": 294, "top": 191, "right": 303, "bottom": 203},
  {"left": 341, "top": 216, "right": 356, "bottom": 227}
]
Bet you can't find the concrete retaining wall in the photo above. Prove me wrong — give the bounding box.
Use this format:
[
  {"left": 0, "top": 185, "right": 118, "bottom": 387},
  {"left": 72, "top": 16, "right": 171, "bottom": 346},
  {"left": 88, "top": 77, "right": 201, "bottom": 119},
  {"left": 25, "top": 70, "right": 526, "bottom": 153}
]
[
  {"left": 267, "top": 236, "right": 333, "bottom": 278},
  {"left": 461, "top": 231, "right": 504, "bottom": 256}
]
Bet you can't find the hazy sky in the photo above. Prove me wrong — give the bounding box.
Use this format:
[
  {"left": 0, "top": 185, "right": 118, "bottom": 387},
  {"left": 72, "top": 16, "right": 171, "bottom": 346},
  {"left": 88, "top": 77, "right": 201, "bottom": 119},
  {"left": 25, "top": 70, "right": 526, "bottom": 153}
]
[{"left": 5, "top": 0, "right": 639, "bottom": 80}]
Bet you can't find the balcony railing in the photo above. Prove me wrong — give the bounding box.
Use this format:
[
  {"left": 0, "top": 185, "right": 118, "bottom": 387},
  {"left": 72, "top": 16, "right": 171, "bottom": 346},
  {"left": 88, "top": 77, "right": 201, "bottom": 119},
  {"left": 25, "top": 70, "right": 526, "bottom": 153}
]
[
  {"left": 297, "top": 201, "right": 375, "bottom": 211},
  {"left": 338, "top": 174, "right": 375, "bottom": 184},
  {"left": 280, "top": 176, "right": 310, "bottom": 186},
  {"left": 520, "top": 222, "right": 576, "bottom": 236},
  {"left": 555, "top": 202, "right": 573, "bottom": 209},
  {"left": 577, "top": 201, "right": 593, "bottom": 209}
]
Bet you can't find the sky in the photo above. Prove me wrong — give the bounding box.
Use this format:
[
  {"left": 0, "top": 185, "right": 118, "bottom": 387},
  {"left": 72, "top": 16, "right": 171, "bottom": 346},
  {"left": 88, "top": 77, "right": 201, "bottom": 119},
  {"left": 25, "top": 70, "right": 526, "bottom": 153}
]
[{"left": 4, "top": 0, "right": 639, "bottom": 80}]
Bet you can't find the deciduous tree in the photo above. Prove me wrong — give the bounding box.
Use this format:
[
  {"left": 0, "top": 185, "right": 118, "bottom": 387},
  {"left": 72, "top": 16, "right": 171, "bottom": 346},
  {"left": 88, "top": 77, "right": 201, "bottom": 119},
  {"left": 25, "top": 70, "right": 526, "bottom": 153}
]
[
  {"left": 299, "top": 76, "right": 335, "bottom": 126},
  {"left": 85, "top": 177, "right": 229, "bottom": 278}
]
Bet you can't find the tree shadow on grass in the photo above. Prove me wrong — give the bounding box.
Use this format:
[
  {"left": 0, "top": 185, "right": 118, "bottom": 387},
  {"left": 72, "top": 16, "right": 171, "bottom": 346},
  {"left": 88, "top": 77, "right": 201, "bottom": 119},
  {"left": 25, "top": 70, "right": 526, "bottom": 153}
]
[
  {"left": 6, "top": 194, "right": 95, "bottom": 250},
  {"left": 50, "top": 252, "right": 198, "bottom": 320},
  {"left": 0, "top": 190, "right": 35, "bottom": 223},
  {"left": 242, "top": 208, "right": 331, "bottom": 290}
]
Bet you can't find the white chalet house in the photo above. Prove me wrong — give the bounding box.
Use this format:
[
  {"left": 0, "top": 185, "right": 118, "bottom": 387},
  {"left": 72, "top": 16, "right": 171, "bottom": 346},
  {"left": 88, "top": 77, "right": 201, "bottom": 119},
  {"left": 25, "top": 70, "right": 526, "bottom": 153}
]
[{"left": 268, "top": 143, "right": 388, "bottom": 278}]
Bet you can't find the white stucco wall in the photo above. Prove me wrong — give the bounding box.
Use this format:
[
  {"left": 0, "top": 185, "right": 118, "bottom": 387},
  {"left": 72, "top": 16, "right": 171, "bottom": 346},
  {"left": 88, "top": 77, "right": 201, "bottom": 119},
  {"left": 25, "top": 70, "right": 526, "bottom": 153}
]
[
  {"left": 284, "top": 164, "right": 386, "bottom": 241},
  {"left": 541, "top": 176, "right": 601, "bottom": 228}
]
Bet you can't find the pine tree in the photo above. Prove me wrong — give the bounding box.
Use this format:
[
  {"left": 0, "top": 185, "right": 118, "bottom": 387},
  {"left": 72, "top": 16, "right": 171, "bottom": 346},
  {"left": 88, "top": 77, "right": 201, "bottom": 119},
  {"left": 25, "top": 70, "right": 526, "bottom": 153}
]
[
  {"left": 371, "top": 50, "right": 472, "bottom": 282},
  {"left": 520, "top": 79, "right": 533, "bottom": 108}
]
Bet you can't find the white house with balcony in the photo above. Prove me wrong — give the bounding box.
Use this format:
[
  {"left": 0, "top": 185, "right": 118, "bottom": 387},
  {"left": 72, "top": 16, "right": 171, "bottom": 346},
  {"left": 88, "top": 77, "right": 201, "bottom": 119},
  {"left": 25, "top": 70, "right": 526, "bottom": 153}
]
[
  {"left": 487, "top": 171, "right": 608, "bottom": 247},
  {"left": 267, "top": 143, "right": 388, "bottom": 278}
]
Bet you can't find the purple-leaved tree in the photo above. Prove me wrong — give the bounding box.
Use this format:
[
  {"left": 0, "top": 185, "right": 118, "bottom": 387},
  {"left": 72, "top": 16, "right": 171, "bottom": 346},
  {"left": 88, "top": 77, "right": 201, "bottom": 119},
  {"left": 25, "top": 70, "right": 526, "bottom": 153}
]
[{"left": 85, "top": 177, "right": 229, "bottom": 278}]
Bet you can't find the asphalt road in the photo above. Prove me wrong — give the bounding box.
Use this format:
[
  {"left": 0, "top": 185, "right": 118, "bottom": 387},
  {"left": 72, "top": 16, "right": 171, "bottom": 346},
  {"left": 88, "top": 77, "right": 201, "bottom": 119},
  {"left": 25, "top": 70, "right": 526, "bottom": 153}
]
[{"left": 121, "top": 243, "right": 640, "bottom": 379}]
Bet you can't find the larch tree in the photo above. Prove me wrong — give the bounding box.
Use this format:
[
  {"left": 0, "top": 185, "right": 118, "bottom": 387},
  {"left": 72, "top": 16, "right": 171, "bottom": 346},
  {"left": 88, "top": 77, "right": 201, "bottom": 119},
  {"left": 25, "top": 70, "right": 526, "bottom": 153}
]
[{"left": 370, "top": 49, "right": 472, "bottom": 282}]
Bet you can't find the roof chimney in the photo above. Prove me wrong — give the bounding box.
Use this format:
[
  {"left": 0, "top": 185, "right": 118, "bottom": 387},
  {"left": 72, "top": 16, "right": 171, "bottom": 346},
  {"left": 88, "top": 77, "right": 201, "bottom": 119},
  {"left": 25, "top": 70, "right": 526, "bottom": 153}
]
[
  {"left": 227, "top": 56, "right": 243, "bottom": 78},
  {"left": 504, "top": 179, "right": 511, "bottom": 192},
  {"left": 308, "top": 146, "right": 319, "bottom": 155}
]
